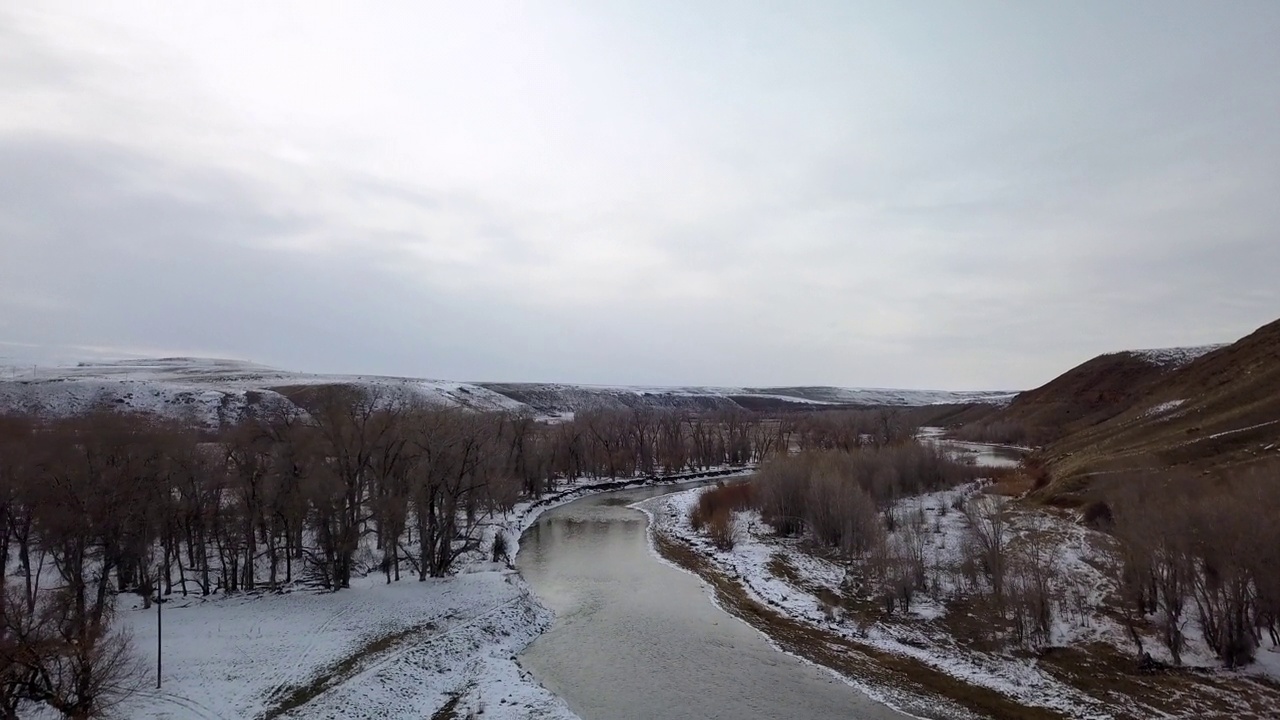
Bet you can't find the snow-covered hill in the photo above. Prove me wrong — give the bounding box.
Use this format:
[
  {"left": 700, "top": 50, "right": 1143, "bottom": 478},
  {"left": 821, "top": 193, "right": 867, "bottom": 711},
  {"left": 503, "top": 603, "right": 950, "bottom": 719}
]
[
  {"left": 481, "top": 382, "right": 1016, "bottom": 416},
  {"left": 0, "top": 357, "right": 528, "bottom": 426},
  {"left": 1126, "top": 344, "right": 1226, "bottom": 367},
  {"left": 0, "top": 356, "right": 1015, "bottom": 427}
]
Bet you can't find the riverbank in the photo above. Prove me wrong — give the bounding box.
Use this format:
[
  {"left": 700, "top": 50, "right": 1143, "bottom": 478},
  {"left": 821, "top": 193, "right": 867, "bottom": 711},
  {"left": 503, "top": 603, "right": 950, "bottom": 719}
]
[
  {"left": 642, "top": 484, "right": 1280, "bottom": 719},
  {"left": 519, "top": 477, "right": 911, "bottom": 720},
  {"left": 110, "top": 467, "right": 752, "bottom": 720}
]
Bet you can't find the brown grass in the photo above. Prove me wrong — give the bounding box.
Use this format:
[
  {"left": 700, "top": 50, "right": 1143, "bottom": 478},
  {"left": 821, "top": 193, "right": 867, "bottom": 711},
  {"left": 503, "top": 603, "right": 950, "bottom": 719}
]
[
  {"left": 1038, "top": 643, "right": 1280, "bottom": 719},
  {"left": 987, "top": 470, "right": 1035, "bottom": 497}
]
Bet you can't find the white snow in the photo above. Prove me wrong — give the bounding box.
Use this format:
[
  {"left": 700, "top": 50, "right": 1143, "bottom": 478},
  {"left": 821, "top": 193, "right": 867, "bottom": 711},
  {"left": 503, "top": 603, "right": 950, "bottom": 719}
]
[
  {"left": 1203, "top": 418, "right": 1280, "bottom": 440},
  {"left": 495, "top": 382, "right": 1017, "bottom": 411},
  {"left": 115, "top": 571, "right": 572, "bottom": 720},
  {"left": 0, "top": 354, "right": 1016, "bottom": 427},
  {"left": 99, "top": 481, "right": 607, "bottom": 720},
  {"left": 643, "top": 485, "right": 1121, "bottom": 718},
  {"left": 1128, "top": 345, "right": 1225, "bottom": 367},
  {"left": 0, "top": 356, "right": 532, "bottom": 426},
  {"left": 93, "top": 469, "right": 753, "bottom": 720},
  {"left": 1143, "top": 398, "right": 1186, "bottom": 418}
]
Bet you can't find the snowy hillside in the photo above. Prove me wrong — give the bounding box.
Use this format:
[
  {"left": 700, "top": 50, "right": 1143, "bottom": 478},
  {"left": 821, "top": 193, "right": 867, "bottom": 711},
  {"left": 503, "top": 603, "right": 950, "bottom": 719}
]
[
  {"left": 0, "top": 357, "right": 528, "bottom": 426},
  {"left": 1126, "top": 344, "right": 1225, "bottom": 367},
  {"left": 0, "top": 356, "right": 1015, "bottom": 427},
  {"left": 477, "top": 383, "right": 1015, "bottom": 416}
]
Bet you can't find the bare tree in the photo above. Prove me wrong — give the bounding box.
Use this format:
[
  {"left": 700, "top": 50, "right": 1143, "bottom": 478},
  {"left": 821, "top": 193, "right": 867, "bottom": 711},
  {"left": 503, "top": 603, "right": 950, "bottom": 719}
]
[{"left": 964, "top": 494, "right": 1012, "bottom": 612}]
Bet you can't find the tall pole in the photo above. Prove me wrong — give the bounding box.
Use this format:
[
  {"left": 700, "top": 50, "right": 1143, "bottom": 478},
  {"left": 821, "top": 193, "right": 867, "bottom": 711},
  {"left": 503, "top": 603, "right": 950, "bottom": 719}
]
[{"left": 156, "top": 596, "right": 162, "bottom": 689}]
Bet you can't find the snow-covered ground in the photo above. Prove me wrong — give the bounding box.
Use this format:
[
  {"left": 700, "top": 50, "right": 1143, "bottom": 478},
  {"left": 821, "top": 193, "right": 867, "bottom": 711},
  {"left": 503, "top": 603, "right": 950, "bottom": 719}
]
[
  {"left": 96, "top": 483, "right": 600, "bottom": 720},
  {"left": 115, "top": 571, "right": 571, "bottom": 720},
  {"left": 480, "top": 382, "right": 1016, "bottom": 416},
  {"left": 1127, "top": 344, "right": 1225, "bottom": 367},
  {"left": 642, "top": 486, "right": 1112, "bottom": 718},
  {"left": 72, "top": 469, "right": 750, "bottom": 720},
  {"left": 1143, "top": 398, "right": 1186, "bottom": 418},
  {"left": 645, "top": 482, "right": 1280, "bottom": 719}
]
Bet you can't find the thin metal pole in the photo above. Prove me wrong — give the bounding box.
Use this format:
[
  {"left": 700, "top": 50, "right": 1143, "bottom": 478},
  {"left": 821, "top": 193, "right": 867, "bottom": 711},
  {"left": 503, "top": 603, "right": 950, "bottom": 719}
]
[{"left": 156, "top": 597, "right": 162, "bottom": 689}]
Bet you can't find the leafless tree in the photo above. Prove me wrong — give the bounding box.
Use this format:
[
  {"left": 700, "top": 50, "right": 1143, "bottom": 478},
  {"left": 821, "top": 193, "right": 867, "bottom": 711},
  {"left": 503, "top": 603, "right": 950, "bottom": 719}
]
[{"left": 964, "top": 494, "right": 1011, "bottom": 611}]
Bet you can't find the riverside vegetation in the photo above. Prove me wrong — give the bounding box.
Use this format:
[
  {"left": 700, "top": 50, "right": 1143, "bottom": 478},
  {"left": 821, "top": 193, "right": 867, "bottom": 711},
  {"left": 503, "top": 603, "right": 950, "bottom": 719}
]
[
  {"left": 0, "top": 390, "right": 917, "bottom": 718},
  {"left": 681, "top": 436, "right": 1280, "bottom": 717}
]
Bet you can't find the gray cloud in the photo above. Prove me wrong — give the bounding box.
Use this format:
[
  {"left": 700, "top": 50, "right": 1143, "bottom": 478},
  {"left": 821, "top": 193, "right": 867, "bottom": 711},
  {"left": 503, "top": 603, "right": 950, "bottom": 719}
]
[{"left": 2, "top": 3, "right": 1278, "bottom": 390}]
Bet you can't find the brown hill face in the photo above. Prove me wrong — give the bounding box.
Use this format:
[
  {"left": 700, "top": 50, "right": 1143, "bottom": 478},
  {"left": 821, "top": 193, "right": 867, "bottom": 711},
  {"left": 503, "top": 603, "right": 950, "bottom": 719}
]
[
  {"left": 955, "top": 349, "right": 1201, "bottom": 447},
  {"left": 1042, "top": 318, "right": 1280, "bottom": 497},
  {"left": 957, "top": 317, "right": 1280, "bottom": 503}
]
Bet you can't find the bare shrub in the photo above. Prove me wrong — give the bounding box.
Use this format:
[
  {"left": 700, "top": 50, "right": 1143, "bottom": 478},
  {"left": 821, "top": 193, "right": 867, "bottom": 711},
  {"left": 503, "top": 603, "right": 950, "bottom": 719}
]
[
  {"left": 951, "top": 420, "right": 1038, "bottom": 447},
  {"left": 871, "top": 532, "right": 917, "bottom": 614},
  {"left": 752, "top": 442, "right": 975, "bottom": 548},
  {"left": 705, "top": 507, "right": 740, "bottom": 552},
  {"left": 1107, "top": 465, "right": 1280, "bottom": 668},
  {"left": 1008, "top": 532, "right": 1057, "bottom": 648},
  {"left": 1080, "top": 500, "right": 1113, "bottom": 529},
  {"left": 491, "top": 532, "right": 510, "bottom": 565},
  {"left": 964, "top": 494, "right": 1012, "bottom": 611},
  {"left": 690, "top": 483, "right": 754, "bottom": 551},
  {"left": 687, "top": 503, "right": 705, "bottom": 532},
  {"left": 697, "top": 482, "right": 754, "bottom": 518},
  {"left": 0, "top": 585, "right": 144, "bottom": 719},
  {"left": 754, "top": 454, "right": 814, "bottom": 536}
]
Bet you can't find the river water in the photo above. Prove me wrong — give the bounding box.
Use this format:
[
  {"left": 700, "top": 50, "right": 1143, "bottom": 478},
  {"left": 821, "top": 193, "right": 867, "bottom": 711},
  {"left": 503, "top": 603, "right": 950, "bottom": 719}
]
[
  {"left": 516, "top": 482, "right": 910, "bottom": 720},
  {"left": 918, "top": 427, "right": 1026, "bottom": 469},
  {"left": 933, "top": 439, "right": 1024, "bottom": 468}
]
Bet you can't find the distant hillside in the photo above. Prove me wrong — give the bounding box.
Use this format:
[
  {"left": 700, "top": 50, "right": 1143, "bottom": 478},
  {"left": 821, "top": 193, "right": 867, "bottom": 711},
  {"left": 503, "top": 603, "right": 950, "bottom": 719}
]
[
  {"left": 1041, "top": 319, "right": 1280, "bottom": 498},
  {"left": 957, "top": 344, "right": 1222, "bottom": 447},
  {"left": 959, "top": 318, "right": 1279, "bottom": 503},
  {"left": 0, "top": 358, "right": 530, "bottom": 427},
  {"left": 481, "top": 382, "right": 1015, "bottom": 417},
  {"left": 0, "top": 357, "right": 1014, "bottom": 427}
]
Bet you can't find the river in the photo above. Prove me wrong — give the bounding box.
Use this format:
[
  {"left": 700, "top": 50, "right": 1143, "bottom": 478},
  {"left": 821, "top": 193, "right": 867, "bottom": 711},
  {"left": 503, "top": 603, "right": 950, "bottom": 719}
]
[
  {"left": 516, "top": 481, "right": 910, "bottom": 720},
  {"left": 919, "top": 427, "right": 1026, "bottom": 469},
  {"left": 516, "top": 435, "right": 1029, "bottom": 719}
]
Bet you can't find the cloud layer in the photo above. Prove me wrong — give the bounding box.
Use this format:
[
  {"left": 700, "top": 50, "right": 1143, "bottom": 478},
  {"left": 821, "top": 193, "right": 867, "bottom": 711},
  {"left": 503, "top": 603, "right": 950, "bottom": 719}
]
[{"left": 3, "top": 2, "right": 1278, "bottom": 389}]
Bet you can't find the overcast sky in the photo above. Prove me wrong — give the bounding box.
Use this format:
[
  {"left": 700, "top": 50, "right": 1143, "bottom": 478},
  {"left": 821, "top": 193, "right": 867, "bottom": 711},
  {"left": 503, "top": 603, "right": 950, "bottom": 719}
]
[{"left": 2, "top": 2, "right": 1277, "bottom": 390}]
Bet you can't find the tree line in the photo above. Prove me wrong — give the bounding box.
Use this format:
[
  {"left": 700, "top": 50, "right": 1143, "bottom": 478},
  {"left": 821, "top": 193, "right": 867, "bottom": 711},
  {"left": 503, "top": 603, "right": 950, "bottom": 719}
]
[
  {"left": 687, "top": 438, "right": 1280, "bottom": 670},
  {"left": 9, "top": 389, "right": 884, "bottom": 716},
  {"left": 1107, "top": 465, "right": 1280, "bottom": 668},
  {"left": 692, "top": 442, "right": 988, "bottom": 613}
]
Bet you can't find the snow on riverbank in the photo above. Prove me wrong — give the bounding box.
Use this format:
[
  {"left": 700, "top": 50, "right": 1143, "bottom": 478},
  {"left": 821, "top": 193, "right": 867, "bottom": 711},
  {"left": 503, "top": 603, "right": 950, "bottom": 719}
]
[
  {"left": 106, "top": 468, "right": 752, "bottom": 720},
  {"left": 641, "top": 485, "right": 1113, "bottom": 718},
  {"left": 115, "top": 571, "right": 572, "bottom": 720}
]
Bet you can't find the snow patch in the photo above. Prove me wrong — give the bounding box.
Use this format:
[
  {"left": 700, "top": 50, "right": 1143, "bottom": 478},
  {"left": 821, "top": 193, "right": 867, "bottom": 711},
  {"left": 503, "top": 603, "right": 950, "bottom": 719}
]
[
  {"left": 1128, "top": 345, "right": 1225, "bottom": 367},
  {"left": 1143, "top": 399, "right": 1186, "bottom": 418}
]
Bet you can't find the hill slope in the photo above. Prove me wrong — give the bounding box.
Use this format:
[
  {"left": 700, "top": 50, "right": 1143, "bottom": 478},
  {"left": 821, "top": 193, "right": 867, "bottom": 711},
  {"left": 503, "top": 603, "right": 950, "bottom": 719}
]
[
  {"left": 955, "top": 345, "right": 1222, "bottom": 447},
  {"left": 1042, "top": 319, "right": 1280, "bottom": 495},
  {"left": 0, "top": 357, "right": 1014, "bottom": 427}
]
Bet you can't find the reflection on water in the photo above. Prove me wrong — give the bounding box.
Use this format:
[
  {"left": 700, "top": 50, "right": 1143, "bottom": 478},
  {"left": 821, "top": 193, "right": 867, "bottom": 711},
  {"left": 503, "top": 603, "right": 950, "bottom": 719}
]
[
  {"left": 946, "top": 441, "right": 1024, "bottom": 469},
  {"left": 517, "top": 484, "right": 909, "bottom": 720},
  {"left": 920, "top": 431, "right": 1027, "bottom": 469}
]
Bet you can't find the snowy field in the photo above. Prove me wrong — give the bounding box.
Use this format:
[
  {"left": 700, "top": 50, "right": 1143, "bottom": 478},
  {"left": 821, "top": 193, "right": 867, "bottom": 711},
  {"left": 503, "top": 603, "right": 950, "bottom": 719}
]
[{"left": 114, "top": 570, "right": 571, "bottom": 720}]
